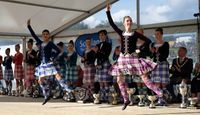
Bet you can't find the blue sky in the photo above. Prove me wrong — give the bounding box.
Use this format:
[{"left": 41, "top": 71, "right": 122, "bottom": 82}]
[{"left": 83, "top": 0, "right": 199, "bottom": 28}]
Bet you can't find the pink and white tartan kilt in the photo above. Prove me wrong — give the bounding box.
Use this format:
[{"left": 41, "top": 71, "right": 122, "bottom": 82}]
[
  {"left": 82, "top": 64, "right": 96, "bottom": 84},
  {"left": 0, "top": 66, "right": 3, "bottom": 80},
  {"left": 109, "top": 53, "right": 157, "bottom": 76},
  {"left": 25, "top": 65, "right": 35, "bottom": 81},
  {"left": 14, "top": 64, "right": 24, "bottom": 80}
]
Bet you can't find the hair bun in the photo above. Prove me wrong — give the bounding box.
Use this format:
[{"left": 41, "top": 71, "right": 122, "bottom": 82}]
[
  {"left": 69, "top": 40, "right": 74, "bottom": 45},
  {"left": 98, "top": 29, "right": 107, "bottom": 35},
  {"left": 28, "top": 39, "right": 33, "bottom": 43},
  {"left": 57, "top": 42, "right": 64, "bottom": 47}
]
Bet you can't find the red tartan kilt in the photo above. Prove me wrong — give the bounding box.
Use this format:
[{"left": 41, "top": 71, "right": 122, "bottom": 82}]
[
  {"left": 25, "top": 65, "right": 35, "bottom": 81},
  {"left": 14, "top": 65, "right": 24, "bottom": 80}
]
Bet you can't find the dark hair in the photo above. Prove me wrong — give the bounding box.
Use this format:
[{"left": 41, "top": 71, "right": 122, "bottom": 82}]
[
  {"left": 68, "top": 40, "right": 74, "bottom": 46},
  {"left": 28, "top": 39, "right": 33, "bottom": 45},
  {"left": 98, "top": 29, "right": 107, "bottom": 35},
  {"left": 179, "top": 47, "right": 187, "bottom": 53},
  {"left": 15, "top": 44, "right": 20, "bottom": 48},
  {"left": 57, "top": 42, "right": 64, "bottom": 47},
  {"left": 6, "top": 48, "right": 10, "bottom": 51},
  {"left": 86, "top": 38, "right": 91, "bottom": 41},
  {"left": 155, "top": 27, "right": 163, "bottom": 35},
  {"left": 115, "top": 46, "right": 120, "bottom": 49},
  {"left": 42, "top": 29, "right": 50, "bottom": 34}
]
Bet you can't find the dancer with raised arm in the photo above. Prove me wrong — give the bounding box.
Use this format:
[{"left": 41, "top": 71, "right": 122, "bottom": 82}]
[
  {"left": 27, "top": 19, "right": 71, "bottom": 105},
  {"left": 106, "top": 0, "right": 163, "bottom": 110}
]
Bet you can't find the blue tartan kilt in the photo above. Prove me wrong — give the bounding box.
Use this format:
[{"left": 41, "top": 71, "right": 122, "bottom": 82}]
[
  {"left": 95, "top": 61, "right": 112, "bottom": 82},
  {"left": 65, "top": 65, "right": 78, "bottom": 82},
  {"left": 35, "top": 62, "right": 58, "bottom": 78},
  {"left": 55, "top": 63, "right": 66, "bottom": 78},
  {"left": 151, "top": 61, "right": 170, "bottom": 84},
  {"left": 4, "top": 69, "right": 14, "bottom": 81},
  {"left": 60, "top": 66, "right": 66, "bottom": 78}
]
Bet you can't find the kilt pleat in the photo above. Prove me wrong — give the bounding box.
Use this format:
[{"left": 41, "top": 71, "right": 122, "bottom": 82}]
[
  {"left": 95, "top": 61, "right": 112, "bottom": 82},
  {"left": 82, "top": 64, "right": 96, "bottom": 84},
  {"left": 65, "top": 65, "right": 78, "bottom": 82},
  {"left": 4, "top": 69, "right": 14, "bottom": 81},
  {"left": 14, "top": 65, "right": 24, "bottom": 80},
  {"left": 26, "top": 65, "right": 35, "bottom": 81},
  {"left": 151, "top": 61, "right": 170, "bottom": 84},
  {"left": 109, "top": 53, "right": 157, "bottom": 76},
  {"left": 35, "top": 62, "right": 58, "bottom": 78},
  {"left": 54, "top": 62, "right": 66, "bottom": 78}
]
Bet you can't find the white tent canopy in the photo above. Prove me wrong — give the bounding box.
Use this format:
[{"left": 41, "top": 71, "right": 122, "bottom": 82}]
[{"left": 0, "top": 0, "right": 118, "bottom": 36}]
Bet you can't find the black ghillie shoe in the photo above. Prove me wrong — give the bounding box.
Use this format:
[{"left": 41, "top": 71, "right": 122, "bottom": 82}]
[
  {"left": 122, "top": 101, "right": 130, "bottom": 110},
  {"left": 42, "top": 96, "right": 51, "bottom": 105}
]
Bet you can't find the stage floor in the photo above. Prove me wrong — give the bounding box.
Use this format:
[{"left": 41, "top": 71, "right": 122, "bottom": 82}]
[{"left": 0, "top": 95, "right": 200, "bottom": 115}]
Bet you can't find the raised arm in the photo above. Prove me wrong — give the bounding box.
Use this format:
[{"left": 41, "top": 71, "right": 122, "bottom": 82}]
[
  {"left": 106, "top": 1, "right": 122, "bottom": 35},
  {"left": 27, "top": 19, "right": 42, "bottom": 44}
]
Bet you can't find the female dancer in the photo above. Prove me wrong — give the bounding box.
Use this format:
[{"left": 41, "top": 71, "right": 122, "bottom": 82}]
[
  {"left": 13, "top": 44, "right": 24, "bottom": 96},
  {"left": 3, "top": 48, "right": 14, "bottom": 96},
  {"left": 150, "top": 28, "right": 170, "bottom": 106},
  {"left": 25, "top": 39, "right": 37, "bottom": 95},
  {"left": 81, "top": 38, "right": 96, "bottom": 102},
  {"left": 95, "top": 29, "right": 112, "bottom": 103},
  {"left": 65, "top": 40, "right": 78, "bottom": 88},
  {"left": 27, "top": 19, "right": 70, "bottom": 105},
  {"left": 56, "top": 42, "right": 67, "bottom": 78},
  {"left": 106, "top": 1, "right": 162, "bottom": 110}
]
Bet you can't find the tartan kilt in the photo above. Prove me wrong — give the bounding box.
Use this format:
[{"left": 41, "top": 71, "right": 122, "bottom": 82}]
[
  {"left": 60, "top": 65, "right": 66, "bottom": 78},
  {"left": 0, "top": 66, "right": 3, "bottom": 80},
  {"left": 25, "top": 65, "right": 35, "bottom": 81},
  {"left": 35, "top": 62, "right": 58, "bottom": 78},
  {"left": 95, "top": 61, "right": 112, "bottom": 82},
  {"left": 82, "top": 64, "right": 96, "bottom": 84},
  {"left": 14, "top": 65, "right": 24, "bottom": 80},
  {"left": 4, "top": 69, "right": 14, "bottom": 81},
  {"left": 109, "top": 53, "right": 157, "bottom": 76},
  {"left": 54, "top": 63, "right": 66, "bottom": 78},
  {"left": 65, "top": 65, "right": 78, "bottom": 82},
  {"left": 151, "top": 61, "right": 170, "bottom": 84}
]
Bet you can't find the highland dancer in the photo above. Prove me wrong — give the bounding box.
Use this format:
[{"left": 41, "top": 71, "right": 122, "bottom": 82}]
[
  {"left": 27, "top": 19, "right": 71, "bottom": 105},
  {"left": 106, "top": 1, "right": 163, "bottom": 110}
]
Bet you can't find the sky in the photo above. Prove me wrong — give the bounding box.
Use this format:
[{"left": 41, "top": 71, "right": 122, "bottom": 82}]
[{"left": 83, "top": 0, "right": 199, "bottom": 28}]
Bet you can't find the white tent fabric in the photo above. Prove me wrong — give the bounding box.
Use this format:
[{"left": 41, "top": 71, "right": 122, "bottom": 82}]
[{"left": 0, "top": 0, "right": 118, "bottom": 36}]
